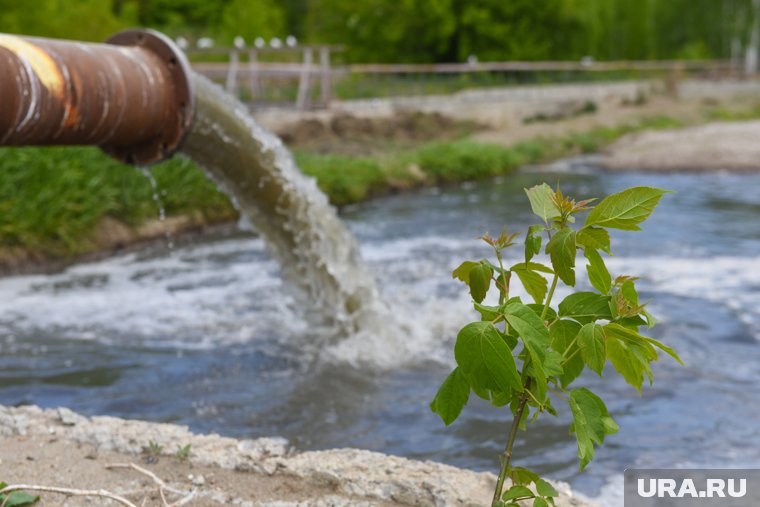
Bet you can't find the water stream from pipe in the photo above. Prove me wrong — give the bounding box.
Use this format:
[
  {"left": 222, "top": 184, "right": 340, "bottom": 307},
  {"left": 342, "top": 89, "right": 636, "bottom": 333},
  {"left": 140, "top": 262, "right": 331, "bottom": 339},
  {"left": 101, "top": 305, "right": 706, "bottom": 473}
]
[{"left": 180, "top": 75, "right": 396, "bottom": 360}]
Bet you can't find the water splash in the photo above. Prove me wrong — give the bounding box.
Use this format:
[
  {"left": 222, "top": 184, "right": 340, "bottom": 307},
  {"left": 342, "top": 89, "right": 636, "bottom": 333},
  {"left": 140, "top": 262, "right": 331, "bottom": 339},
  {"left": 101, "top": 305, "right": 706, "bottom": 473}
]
[
  {"left": 181, "top": 75, "right": 394, "bottom": 357},
  {"left": 139, "top": 167, "right": 174, "bottom": 249}
]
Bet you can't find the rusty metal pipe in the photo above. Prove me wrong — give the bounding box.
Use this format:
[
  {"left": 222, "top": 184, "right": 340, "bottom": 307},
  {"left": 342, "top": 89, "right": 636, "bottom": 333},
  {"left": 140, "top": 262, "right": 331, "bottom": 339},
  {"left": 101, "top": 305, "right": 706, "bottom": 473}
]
[{"left": 0, "top": 29, "right": 194, "bottom": 165}]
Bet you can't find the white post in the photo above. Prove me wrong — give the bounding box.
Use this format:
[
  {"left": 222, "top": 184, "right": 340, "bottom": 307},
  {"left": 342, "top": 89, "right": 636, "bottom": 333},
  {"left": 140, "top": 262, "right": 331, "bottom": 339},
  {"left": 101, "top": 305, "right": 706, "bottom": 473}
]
[
  {"left": 745, "top": 0, "right": 760, "bottom": 76},
  {"left": 296, "top": 47, "right": 313, "bottom": 110},
  {"left": 320, "top": 46, "right": 332, "bottom": 107},
  {"left": 248, "top": 49, "right": 261, "bottom": 104},
  {"left": 226, "top": 49, "right": 240, "bottom": 95}
]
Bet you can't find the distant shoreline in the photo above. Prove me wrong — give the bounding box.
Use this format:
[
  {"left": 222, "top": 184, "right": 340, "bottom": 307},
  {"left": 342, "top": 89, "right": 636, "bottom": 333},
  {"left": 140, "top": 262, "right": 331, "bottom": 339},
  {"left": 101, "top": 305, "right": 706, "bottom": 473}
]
[{"left": 601, "top": 120, "right": 760, "bottom": 171}]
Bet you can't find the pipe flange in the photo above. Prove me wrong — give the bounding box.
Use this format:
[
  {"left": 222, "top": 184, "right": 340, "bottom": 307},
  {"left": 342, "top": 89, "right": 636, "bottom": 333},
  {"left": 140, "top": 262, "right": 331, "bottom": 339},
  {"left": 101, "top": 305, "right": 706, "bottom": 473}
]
[{"left": 104, "top": 29, "right": 196, "bottom": 165}]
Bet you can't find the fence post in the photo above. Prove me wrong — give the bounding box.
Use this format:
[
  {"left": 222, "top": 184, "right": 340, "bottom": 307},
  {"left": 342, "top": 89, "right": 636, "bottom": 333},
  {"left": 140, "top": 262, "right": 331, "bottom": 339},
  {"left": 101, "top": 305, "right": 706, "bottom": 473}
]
[
  {"left": 665, "top": 62, "right": 682, "bottom": 98},
  {"left": 320, "top": 46, "right": 332, "bottom": 107},
  {"left": 226, "top": 48, "right": 239, "bottom": 96},
  {"left": 248, "top": 49, "right": 261, "bottom": 105},
  {"left": 296, "top": 47, "right": 313, "bottom": 110}
]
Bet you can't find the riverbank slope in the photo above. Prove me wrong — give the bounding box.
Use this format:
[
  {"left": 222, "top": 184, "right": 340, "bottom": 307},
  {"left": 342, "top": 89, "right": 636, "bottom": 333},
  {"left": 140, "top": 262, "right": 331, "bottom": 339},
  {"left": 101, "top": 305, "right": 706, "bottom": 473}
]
[{"left": 0, "top": 405, "right": 595, "bottom": 507}]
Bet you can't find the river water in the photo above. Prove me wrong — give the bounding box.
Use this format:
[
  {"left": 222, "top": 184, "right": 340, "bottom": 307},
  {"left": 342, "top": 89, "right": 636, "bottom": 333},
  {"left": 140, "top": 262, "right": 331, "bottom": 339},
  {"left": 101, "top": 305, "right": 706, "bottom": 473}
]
[{"left": 1, "top": 164, "right": 758, "bottom": 505}]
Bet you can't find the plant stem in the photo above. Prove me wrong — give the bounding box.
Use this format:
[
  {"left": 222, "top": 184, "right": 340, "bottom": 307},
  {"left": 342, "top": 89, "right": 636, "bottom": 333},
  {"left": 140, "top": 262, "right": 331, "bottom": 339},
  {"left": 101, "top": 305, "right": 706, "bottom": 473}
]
[
  {"left": 561, "top": 335, "right": 580, "bottom": 359},
  {"left": 524, "top": 386, "right": 544, "bottom": 409},
  {"left": 495, "top": 250, "right": 510, "bottom": 304},
  {"left": 541, "top": 274, "right": 559, "bottom": 320},
  {"left": 491, "top": 379, "right": 532, "bottom": 506},
  {"left": 562, "top": 346, "right": 581, "bottom": 366}
]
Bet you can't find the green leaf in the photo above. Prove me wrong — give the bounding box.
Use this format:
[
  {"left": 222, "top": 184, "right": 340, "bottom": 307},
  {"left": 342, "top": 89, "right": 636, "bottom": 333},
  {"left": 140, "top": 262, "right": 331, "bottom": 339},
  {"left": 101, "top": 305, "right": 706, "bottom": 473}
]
[
  {"left": 549, "top": 320, "right": 584, "bottom": 388},
  {"left": 605, "top": 338, "right": 650, "bottom": 392},
  {"left": 509, "top": 467, "right": 540, "bottom": 485},
  {"left": 568, "top": 388, "right": 619, "bottom": 470},
  {"left": 642, "top": 309, "right": 658, "bottom": 328},
  {"left": 584, "top": 187, "right": 670, "bottom": 231},
  {"left": 452, "top": 261, "right": 493, "bottom": 303},
  {"left": 474, "top": 302, "right": 500, "bottom": 321},
  {"left": 542, "top": 350, "right": 564, "bottom": 376},
  {"left": 452, "top": 261, "right": 478, "bottom": 283},
  {"left": 644, "top": 337, "right": 684, "bottom": 365},
  {"left": 585, "top": 248, "right": 611, "bottom": 295},
  {"left": 490, "top": 390, "right": 512, "bottom": 407},
  {"left": 469, "top": 263, "right": 493, "bottom": 303},
  {"left": 577, "top": 323, "right": 606, "bottom": 375},
  {"left": 576, "top": 226, "right": 611, "bottom": 254},
  {"left": 511, "top": 262, "right": 554, "bottom": 274},
  {"left": 454, "top": 321, "right": 523, "bottom": 394},
  {"left": 620, "top": 280, "right": 639, "bottom": 306},
  {"left": 558, "top": 292, "right": 612, "bottom": 324},
  {"left": 503, "top": 485, "right": 534, "bottom": 501},
  {"left": 545, "top": 227, "right": 576, "bottom": 286},
  {"left": 525, "top": 225, "right": 544, "bottom": 263},
  {"left": 514, "top": 268, "right": 548, "bottom": 304},
  {"left": 536, "top": 479, "right": 559, "bottom": 497},
  {"left": 526, "top": 303, "right": 557, "bottom": 322},
  {"left": 430, "top": 367, "right": 470, "bottom": 426},
  {"left": 604, "top": 323, "right": 661, "bottom": 391},
  {"left": 0, "top": 490, "right": 40, "bottom": 507},
  {"left": 503, "top": 302, "right": 550, "bottom": 399},
  {"left": 533, "top": 497, "right": 549, "bottom": 507},
  {"left": 525, "top": 183, "right": 562, "bottom": 223}
]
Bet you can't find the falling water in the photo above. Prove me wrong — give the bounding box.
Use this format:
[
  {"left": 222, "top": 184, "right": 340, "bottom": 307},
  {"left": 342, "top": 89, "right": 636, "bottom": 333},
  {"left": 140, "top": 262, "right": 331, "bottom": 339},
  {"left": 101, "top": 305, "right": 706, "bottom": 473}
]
[{"left": 181, "top": 75, "right": 385, "bottom": 339}]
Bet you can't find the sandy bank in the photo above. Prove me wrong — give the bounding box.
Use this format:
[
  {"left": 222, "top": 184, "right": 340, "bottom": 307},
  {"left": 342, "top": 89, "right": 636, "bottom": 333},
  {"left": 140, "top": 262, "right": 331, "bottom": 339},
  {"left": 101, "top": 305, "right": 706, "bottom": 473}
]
[
  {"left": 601, "top": 120, "right": 760, "bottom": 171},
  {"left": 0, "top": 405, "right": 596, "bottom": 507}
]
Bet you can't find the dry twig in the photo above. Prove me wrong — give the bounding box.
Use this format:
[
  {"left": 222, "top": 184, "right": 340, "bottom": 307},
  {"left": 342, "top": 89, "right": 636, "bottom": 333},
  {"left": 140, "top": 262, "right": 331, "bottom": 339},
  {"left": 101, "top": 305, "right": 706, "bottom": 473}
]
[
  {"left": 1, "top": 462, "right": 197, "bottom": 507},
  {"left": 106, "top": 463, "right": 196, "bottom": 507},
  {"left": 0, "top": 484, "right": 138, "bottom": 507}
]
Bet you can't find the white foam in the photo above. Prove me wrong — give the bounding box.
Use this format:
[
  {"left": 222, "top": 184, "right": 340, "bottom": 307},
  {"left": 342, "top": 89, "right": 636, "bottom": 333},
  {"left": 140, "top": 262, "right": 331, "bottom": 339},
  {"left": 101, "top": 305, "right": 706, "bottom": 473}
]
[{"left": 1, "top": 241, "right": 757, "bottom": 367}]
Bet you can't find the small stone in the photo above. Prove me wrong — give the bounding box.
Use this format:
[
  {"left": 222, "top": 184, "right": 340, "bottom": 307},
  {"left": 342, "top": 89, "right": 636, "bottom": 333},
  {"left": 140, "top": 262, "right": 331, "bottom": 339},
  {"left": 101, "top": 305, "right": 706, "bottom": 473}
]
[
  {"left": 192, "top": 474, "right": 205, "bottom": 486},
  {"left": 57, "top": 407, "right": 87, "bottom": 426}
]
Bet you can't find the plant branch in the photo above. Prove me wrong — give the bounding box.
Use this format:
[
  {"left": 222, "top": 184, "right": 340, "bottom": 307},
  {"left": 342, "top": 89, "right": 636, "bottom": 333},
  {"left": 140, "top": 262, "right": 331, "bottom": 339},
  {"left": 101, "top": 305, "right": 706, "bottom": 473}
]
[
  {"left": 562, "top": 346, "right": 581, "bottom": 366},
  {"left": 524, "top": 386, "right": 544, "bottom": 409},
  {"left": 0, "top": 485, "right": 138, "bottom": 507},
  {"left": 541, "top": 274, "right": 560, "bottom": 320},
  {"left": 491, "top": 379, "right": 532, "bottom": 506},
  {"left": 560, "top": 334, "right": 581, "bottom": 363},
  {"left": 548, "top": 385, "right": 569, "bottom": 401},
  {"left": 495, "top": 250, "right": 510, "bottom": 304}
]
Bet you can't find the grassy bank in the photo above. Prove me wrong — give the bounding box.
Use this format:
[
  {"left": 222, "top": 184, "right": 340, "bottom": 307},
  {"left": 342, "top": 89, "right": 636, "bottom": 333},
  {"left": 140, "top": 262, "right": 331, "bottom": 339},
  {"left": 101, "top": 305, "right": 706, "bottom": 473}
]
[
  {"left": 0, "top": 148, "right": 237, "bottom": 258},
  {"left": 297, "top": 114, "right": 683, "bottom": 205},
  {"left": 0, "top": 110, "right": 736, "bottom": 265}
]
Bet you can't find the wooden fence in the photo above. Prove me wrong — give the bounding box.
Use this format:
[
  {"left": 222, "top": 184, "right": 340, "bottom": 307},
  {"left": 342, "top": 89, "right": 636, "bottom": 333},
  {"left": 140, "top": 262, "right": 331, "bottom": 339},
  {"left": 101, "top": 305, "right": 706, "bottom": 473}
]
[{"left": 188, "top": 46, "right": 736, "bottom": 110}]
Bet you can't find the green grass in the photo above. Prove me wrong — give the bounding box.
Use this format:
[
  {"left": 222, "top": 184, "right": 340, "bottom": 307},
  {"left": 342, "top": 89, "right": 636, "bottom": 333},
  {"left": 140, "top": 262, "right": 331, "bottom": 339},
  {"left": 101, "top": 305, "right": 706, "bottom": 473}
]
[
  {"left": 704, "top": 102, "right": 760, "bottom": 121},
  {"left": 0, "top": 113, "right": 690, "bottom": 260},
  {"left": 296, "top": 114, "right": 686, "bottom": 205},
  {"left": 0, "top": 147, "right": 236, "bottom": 256}
]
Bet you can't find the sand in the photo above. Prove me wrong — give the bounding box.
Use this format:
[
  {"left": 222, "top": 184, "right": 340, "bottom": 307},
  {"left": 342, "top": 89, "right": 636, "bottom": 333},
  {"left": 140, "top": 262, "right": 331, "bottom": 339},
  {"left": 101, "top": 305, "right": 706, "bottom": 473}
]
[{"left": 600, "top": 120, "right": 760, "bottom": 171}]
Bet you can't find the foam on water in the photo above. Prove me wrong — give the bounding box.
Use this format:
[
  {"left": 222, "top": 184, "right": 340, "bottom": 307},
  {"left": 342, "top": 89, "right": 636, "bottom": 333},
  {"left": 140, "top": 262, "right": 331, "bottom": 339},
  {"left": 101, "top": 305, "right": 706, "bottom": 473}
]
[{"left": 1, "top": 227, "right": 757, "bottom": 364}]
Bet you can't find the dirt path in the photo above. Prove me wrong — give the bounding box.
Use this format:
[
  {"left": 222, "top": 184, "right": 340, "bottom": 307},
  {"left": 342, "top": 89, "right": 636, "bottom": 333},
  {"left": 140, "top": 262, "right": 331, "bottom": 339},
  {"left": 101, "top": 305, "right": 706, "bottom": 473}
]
[{"left": 470, "top": 95, "right": 704, "bottom": 146}]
